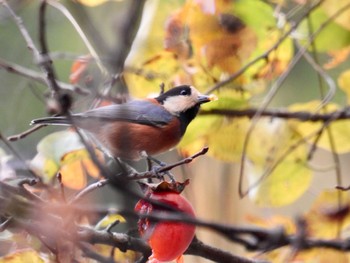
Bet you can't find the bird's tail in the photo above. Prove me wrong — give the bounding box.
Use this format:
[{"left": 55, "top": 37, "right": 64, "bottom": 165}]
[{"left": 30, "top": 116, "right": 71, "bottom": 126}]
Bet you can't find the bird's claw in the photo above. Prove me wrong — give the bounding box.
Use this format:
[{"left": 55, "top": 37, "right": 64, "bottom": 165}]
[
  {"left": 151, "top": 165, "right": 175, "bottom": 183},
  {"left": 140, "top": 151, "right": 175, "bottom": 183}
]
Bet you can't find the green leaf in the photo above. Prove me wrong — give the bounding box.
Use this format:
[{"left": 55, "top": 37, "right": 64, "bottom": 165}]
[
  {"left": 298, "top": 8, "right": 350, "bottom": 52},
  {"left": 234, "top": 0, "right": 276, "bottom": 38}
]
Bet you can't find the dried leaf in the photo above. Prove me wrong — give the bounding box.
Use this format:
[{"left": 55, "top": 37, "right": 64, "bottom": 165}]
[
  {"left": 324, "top": 46, "right": 350, "bottom": 69},
  {"left": 69, "top": 55, "right": 91, "bottom": 84}
]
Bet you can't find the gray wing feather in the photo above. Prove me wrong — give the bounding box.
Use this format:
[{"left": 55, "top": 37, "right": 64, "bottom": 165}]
[
  {"left": 76, "top": 100, "right": 173, "bottom": 127},
  {"left": 31, "top": 100, "right": 174, "bottom": 127}
]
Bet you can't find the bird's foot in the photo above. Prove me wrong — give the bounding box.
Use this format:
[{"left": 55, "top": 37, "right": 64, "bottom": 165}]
[
  {"left": 151, "top": 165, "right": 175, "bottom": 183},
  {"left": 140, "top": 151, "right": 175, "bottom": 183}
]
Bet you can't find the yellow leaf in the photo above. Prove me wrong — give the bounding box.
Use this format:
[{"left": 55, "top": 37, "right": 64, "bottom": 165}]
[
  {"left": 0, "top": 249, "right": 44, "bottom": 263},
  {"left": 247, "top": 154, "right": 311, "bottom": 207},
  {"left": 245, "top": 118, "right": 311, "bottom": 207},
  {"left": 338, "top": 69, "right": 350, "bottom": 104},
  {"left": 178, "top": 115, "right": 221, "bottom": 154},
  {"left": 30, "top": 153, "right": 59, "bottom": 182},
  {"left": 59, "top": 161, "right": 87, "bottom": 190},
  {"left": 179, "top": 89, "right": 250, "bottom": 159},
  {"left": 95, "top": 244, "right": 139, "bottom": 262},
  {"left": 255, "top": 247, "right": 350, "bottom": 263},
  {"left": 289, "top": 101, "right": 350, "bottom": 153},
  {"left": 206, "top": 118, "right": 249, "bottom": 162},
  {"left": 295, "top": 249, "right": 349, "bottom": 263},
  {"left": 322, "top": 0, "right": 350, "bottom": 31},
  {"left": 59, "top": 149, "right": 103, "bottom": 190},
  {"left": 246, "top": 214, "right": 296, "bottom": 234},
  {"left": 125, "top": 51, "right": 180, "bottom": 98},
  {"left": 43, "top": 158, "right": 59, "bottom": 180},
  {"left": 95, "top": 214, "right": 126, "bottom": 229},
  {"left": 305, "top": 190, "right": 350, "bottom": 238},
  {"left": 183, "top": 0, "right": 256, "bottom": 74}
]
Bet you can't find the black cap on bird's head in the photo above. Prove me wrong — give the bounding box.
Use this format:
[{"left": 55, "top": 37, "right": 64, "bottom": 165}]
[{"left": 156, "top": 85, "right": 217, "bottom": 135}]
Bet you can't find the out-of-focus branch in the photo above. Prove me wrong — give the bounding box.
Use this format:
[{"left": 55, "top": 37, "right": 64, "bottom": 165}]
[
  {"left": 0, "top": 58, "right": 90, "bottom": 95},
  {"left": 187, "top": 237, "right": 264, "bottom": 263},
  {"left": 38, "top": 0, "right": 60, "bottom": 95},
  {"left": 2, "top": 178, "right": 350, "bottom": 262},
  {"left": 108, "top": 0, "right": 146, "bottom": 73},
  {"left": 201, "top": 107, "right": 350, "bottom": 122},
  {"left": 1, "top": 0, "right": 61, "bottom": 98}
]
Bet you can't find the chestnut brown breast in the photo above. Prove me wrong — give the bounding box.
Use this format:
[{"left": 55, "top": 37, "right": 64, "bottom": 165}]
[{"left": 97, "top": 117, "right": 182, "bottom": 160}]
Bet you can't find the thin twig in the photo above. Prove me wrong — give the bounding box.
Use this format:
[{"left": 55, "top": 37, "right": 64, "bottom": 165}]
[
  {"left": 0, "top": 0, "right": 42, "bottom": 63},
  {"left": 0, "top": 217, "right": 12, "bottom": 232},
  {"left": 46, "top": 0, "right": 106, "bottom": 75},
  {"left": 0, "top": 133, "right": 38, "bottom": 179},
  {"left": 127, "top": 147, "right": 209, "bottom": 180},
  {"left": 0, "top": 58, "right": 90, "bottom": 95},
  {"left": 7, "top": 124, "right": 47, "bottom": 141},
  {"left": 70, "top": 179, "right": 109, "bottom": 204},
  {"left": 38, "top": 0, "right": 60, "bottom": 96}
]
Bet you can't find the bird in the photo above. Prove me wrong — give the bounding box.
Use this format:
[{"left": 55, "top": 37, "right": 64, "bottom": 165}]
[{"left": 31, "top": 85, "right": 216, "bottom": 160}]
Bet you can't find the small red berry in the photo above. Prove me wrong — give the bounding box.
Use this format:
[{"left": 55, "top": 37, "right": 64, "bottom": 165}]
[{"left": 135, "top": 181, "right": 195, "bottom": 262}]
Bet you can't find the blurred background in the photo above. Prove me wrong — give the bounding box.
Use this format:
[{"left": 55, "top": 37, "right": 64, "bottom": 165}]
[{"left": 1, "top": 0, "right": 350, "bottom": 262}]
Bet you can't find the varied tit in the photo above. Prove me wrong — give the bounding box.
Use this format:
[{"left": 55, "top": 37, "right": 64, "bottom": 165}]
[{"left": 31, "top": 85, "right": 216, "bottom": 160}]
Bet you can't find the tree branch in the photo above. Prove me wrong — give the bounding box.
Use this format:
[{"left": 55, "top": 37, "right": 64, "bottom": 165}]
[
  {"left": 0, "top": 58, "right": 90, "bottom": 95},
  {"left": 201, "top": 107, "right": 350, "bottom": 122}
]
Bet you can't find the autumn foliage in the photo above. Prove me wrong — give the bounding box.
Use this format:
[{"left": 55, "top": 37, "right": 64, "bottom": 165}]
[{"left": 1, "top": 0, "right": 350, "bottom": 262}]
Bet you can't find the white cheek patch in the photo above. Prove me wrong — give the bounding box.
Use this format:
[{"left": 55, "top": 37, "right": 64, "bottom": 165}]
[
  {"left": 162, "top": 86, "right": 203, "bottom": 115},
  {"left": 162, "top": 96, "right": 197, "bottom": 115}
]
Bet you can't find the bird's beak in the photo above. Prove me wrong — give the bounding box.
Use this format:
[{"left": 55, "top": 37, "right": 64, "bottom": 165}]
[{"left": 197, "top": 94, "right": 218, "bottom": 104}]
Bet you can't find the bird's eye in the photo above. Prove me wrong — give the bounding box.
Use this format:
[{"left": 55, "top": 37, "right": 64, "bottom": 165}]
[{"left": 180, "top": 89, "right": 189, "bottom": 96}]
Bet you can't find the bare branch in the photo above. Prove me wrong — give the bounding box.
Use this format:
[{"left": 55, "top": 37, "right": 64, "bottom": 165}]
[
  {"left": 0, "top": 133, "right": 38, "bottom": 179},
  {"left": 201, "top": 107, "right": 350, "bottom": 122},
  {"left": 127, "top": 147, "right": 209, "bottom": 180},
  {"left": 70, "top": 179, "right": 109, "bottom": 204},
  {"left": 0, "top": 58, "right": 90, "bottom": 95},
  {"left": 38, "top": 0, "right": 61, "bottom": 96},
  {"left": 187, "top": 237, "right": 265, "bottom": 263}
]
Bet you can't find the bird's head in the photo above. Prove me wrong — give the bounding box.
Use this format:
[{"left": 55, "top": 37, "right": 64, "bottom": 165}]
[
  {"left": 155, "top": 85, "right": 217, "bottom": 135},
  {"left": 156, "top": 85, "right": 216, "bottom": 116}
]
